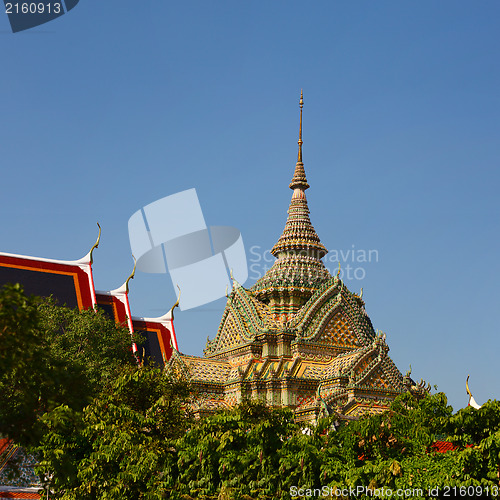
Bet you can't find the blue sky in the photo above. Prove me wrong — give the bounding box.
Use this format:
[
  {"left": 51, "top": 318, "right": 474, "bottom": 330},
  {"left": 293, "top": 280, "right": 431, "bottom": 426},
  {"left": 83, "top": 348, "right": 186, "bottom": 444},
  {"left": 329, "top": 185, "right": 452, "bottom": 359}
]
[{"left": 1, "top": 1, "right": 499, "bottom": 411}]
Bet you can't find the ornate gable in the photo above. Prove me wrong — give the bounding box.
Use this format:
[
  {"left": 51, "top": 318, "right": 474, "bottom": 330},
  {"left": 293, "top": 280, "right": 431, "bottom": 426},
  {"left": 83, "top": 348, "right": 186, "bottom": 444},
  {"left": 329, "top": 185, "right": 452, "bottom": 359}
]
[
  {"left": 316, "top": 310, "right": 359, "bottom": 348},
  {"left": 291, "top": 277, "right": 375, "bottom": 350},
  {"left": 205, "top": 310, "right": 246, "bottom": 357},
  {"left": 361, "top": 365, "right": 394, "bottom": 391},
  {"left": 164, "top": 349, "right": 191, "bottom": 381},
  {"left": 204, "top": 285, "right": 275, "bottom": 358}
]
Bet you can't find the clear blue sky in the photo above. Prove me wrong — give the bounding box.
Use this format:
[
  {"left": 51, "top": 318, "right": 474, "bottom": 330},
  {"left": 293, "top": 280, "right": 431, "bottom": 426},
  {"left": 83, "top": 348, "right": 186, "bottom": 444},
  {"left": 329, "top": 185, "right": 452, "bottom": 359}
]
[{"left": 1, "top": 1, "right": 499, "bottom": 412}]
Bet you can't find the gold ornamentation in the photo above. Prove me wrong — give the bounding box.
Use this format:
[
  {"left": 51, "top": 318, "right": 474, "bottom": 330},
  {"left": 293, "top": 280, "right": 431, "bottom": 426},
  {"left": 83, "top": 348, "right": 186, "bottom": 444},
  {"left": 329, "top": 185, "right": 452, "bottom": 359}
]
[
  {"left": 89, "top": 222, "right": 101, "bottom": 264},
  {"left": 125, "top": 255, "right": 137, "bottom": 293},
  {"left": 170, "top": 285, "right": 181, "bottom": 319}
]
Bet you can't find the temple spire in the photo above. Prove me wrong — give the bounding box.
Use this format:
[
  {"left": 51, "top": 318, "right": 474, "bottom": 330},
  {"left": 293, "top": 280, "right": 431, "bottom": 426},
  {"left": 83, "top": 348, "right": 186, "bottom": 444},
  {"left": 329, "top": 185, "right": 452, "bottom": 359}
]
[
  {"left": 270, "top": 90, "right": 328, "bottom": 259},
  {"left": 289, "top": 90, "right": 310, "bottom": 191},
  {"left": 298, "top": 89, "right": 303, "bottom": 162},
  {"left": 251, "top": 92, "right": 330, "bottom": 302}
]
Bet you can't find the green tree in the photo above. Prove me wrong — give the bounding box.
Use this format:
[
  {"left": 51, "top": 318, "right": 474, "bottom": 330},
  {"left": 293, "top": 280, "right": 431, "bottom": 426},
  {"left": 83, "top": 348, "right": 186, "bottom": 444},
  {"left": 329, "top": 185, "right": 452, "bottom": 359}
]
[
  {"left": 37, "top": 297, "right": 138, "bottom": 395},
  {"left": 0, "top": 283, "right": 67, "bottom": 447},
  {"left": 320, "top": 394, "right": 500, "bottom": 497},
  {"left": 36, "top": 366, "right": 190, "bottom": 499},
  {"left": 0, "top": 284, "right": 137, "bottom": 448},
  {"left": 176, "top": 400, "right": 297, "bottom": 500},
  {"left": 6, "top": 284, "right": 500, "bottom": 498}
]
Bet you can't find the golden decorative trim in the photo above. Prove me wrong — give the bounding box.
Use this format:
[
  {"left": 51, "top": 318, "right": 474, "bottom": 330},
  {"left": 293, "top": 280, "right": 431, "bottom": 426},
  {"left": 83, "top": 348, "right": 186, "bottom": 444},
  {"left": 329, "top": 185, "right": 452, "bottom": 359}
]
[
  {"left": 89, "top": 222, "right": 101, "bottom": 264},
  {"left": 125, "top": 255, "right": 137, "bottom": 293}
]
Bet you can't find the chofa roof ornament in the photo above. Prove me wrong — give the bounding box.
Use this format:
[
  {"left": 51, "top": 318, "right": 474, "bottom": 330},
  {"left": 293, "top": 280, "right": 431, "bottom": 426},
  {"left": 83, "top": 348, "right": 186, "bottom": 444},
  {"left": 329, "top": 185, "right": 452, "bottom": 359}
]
[
  {"left": 124, "top": 255, "right": 137, "bottom": 294},
  {"left": 89, "top": 222, "right": 101, "bottom": 264},
  {"left": 170, "top": 285, "right": 181, "bottom": 319},
  {"left": 466, "top": 375, "right": 481, "bottom": 409}
]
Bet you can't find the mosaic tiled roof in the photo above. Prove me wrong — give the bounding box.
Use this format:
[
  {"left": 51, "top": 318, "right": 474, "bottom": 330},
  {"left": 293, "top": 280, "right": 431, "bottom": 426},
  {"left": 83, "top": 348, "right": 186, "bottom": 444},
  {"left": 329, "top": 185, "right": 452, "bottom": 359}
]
[
  {"left": 182, "top": 355, "right": 232, "bottom": 383},
  {"left": 322, "top": 349, "right": 366, "bottom": 378},
  {"left": 270, "top": 189, "right": 327, "bottom": 260},
  {"left": 204, "top": 285, "right": 275, "bottom": 357},
  {"left": 0, "top": 439, "right": 39, "bottom": 492},
  {"left": 291, "top": 277, "right": 376, "bottom": 346},
  {"left": 251, "top": 253, "right": 331, "bottom": 296},
  {"left": 430, "top": 441, "right": 474, "bottom": 453},
  {"left": 0, "top": 490, "right": 41, "bottom": 499}
]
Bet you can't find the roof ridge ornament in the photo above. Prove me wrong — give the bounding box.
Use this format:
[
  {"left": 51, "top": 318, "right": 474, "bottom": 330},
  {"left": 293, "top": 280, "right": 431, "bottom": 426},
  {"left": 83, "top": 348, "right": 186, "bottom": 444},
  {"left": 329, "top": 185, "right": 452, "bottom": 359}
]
[
  {"left": 124, "top": 255, "right": 137, "bottom": 293},
  {"left": 170, "top": 285, "right": 181, "bottom": 319},
  {"left": 76, "top": 222, "right": 101, "bottom": 265},
  {"left": 466, "top": 375, "right": 482, "bottom": 409},
  {"left": 89, "top": 222, "right": 101, "bottom": 264},
  {"left": 110, "top": 254, "right": 137, "bottom": 294},
  {"left": 230, "top": 268, "right": 241, "bottom": 289}
]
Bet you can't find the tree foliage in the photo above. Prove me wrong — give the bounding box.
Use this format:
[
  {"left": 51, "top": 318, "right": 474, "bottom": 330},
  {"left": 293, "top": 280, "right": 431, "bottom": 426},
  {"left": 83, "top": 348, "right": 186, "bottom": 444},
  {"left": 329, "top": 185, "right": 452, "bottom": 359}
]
[
  {"left": 36, "top": 296, "right": 138, "bottom": 395},
  {"left": 36, "top": 366, "right": 190, "bottom": 499},
  {"left": 3, "top": 285, "right": 500, "bottom": 498},
  {"left": 0, "top": 284, "right": 137, "bottom": 447},
  {"left": 176, "top": 400, "right": 297, "bottom": 499}
]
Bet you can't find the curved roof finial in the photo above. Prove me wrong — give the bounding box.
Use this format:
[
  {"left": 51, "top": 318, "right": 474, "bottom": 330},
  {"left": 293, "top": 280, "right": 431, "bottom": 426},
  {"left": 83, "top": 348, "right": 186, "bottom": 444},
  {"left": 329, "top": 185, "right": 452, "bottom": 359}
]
[
  {"left": 298, "top": 89, "right": 304, "bottom": 163},
  {"left": 125, "top": 255, "right": 137, "bottom": 293},
  {"left": 230, "top": 268, "right": 241, "bottom": 289},
  {"left": 89, "top": 222, "right": 101, "bottom": 264},
  {"left": 466, "top": 375, "right": 472, "bottom": 398},
  {"left": 466, "top": 375, "right": 482, "bottom": 409},
  {"left": 170, "top": 285, "right": 181, "bottom": 319}
]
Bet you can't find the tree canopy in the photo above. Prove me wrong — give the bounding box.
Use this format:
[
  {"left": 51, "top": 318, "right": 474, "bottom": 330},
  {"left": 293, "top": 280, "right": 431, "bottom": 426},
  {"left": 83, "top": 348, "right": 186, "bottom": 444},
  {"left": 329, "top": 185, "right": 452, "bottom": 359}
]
[
  {"left": 0, "top": 283, "right": 138, "bottom": 447},
  {"left": 2, "top": 284, "right": 500, "bottom": 499}
]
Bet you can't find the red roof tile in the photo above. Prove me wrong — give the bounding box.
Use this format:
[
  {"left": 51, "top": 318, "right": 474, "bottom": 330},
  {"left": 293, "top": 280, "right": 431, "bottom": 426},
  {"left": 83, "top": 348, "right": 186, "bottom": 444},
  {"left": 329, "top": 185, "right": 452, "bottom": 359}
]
[
  {"left": 431, "top": 441, "right": 473, "bottom": 453},
  {"left": 0, "top": 440, "right": 11, "bottom": 455},
  {"left": 0, "top": 493, "right": 40, "bottom": 499}
]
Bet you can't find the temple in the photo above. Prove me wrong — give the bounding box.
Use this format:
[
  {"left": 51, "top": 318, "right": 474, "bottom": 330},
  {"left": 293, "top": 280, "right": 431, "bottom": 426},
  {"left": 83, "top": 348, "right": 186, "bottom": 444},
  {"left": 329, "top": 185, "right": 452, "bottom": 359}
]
[
  {"left": 0, "top": 226, "right": 178, "bottom": 367},
  {"left": 166, "top": 92, "right": 418, "bottom": 422}
]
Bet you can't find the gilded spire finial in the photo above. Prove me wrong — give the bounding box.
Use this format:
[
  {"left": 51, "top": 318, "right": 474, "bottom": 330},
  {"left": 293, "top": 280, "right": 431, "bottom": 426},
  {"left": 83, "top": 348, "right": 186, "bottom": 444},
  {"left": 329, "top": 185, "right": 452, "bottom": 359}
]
[
  {"left": 298, "top": 89, "right": 303, "bottom": 162},
  {"left": 289, "top": 90, "right": 310, "bottom": 191},
  {"left": 252, "top": 91, "right": 330, "bottom": 297}
]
